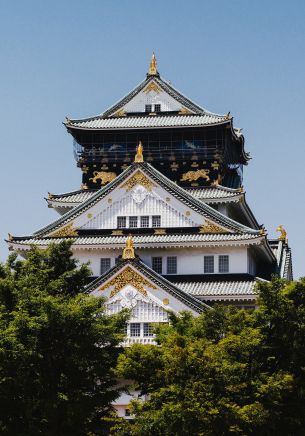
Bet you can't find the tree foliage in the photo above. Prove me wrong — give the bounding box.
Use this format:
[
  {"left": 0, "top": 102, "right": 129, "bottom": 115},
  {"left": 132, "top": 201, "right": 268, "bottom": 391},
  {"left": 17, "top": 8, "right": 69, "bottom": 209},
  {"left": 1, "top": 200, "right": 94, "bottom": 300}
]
[
  {"left": 0, "top": 242, "right": 128, "bottom": 436},
  {"left": 114, "top": 278, "right": 305, "bottom": 435}
]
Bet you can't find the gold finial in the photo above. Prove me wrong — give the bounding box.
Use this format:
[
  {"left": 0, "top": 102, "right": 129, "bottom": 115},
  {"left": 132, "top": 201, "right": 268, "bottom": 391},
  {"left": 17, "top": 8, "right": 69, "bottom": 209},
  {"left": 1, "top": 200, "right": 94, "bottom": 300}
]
[
  {"left": 48, "top": 192, "right": 53, "bottom": 200},
  {"left": 276, "top": 225, "right": 287, "bottom": 243},
  {"left": 134, "top": 141, "right": 144, "bottom": 163},
  {"left": 8, "top": 233, "right": 13, "bottom": 241},
  {"left": 149, "top": 52, "right": 157, "bottom": 75},
  {"left": 122, "top": 235, "right": 135, "bottom": 260}
]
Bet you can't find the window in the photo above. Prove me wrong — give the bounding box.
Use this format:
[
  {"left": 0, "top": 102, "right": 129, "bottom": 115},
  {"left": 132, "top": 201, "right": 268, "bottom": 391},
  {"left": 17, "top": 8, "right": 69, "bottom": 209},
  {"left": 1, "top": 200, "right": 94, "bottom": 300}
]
[
  {"left": 167, "top": 256, "right": 177, "bottom": 274},
  {"left": 123, "top": 323, "right": 128, "bottom": 335},
  {"left": 152, "top": 257, "right": 162, "bottom": 274},
  {"left": 129, "top": 216, "right": 138, "bottom": 228},
  {"left": 204, "top": 256, "right": 214, "bottom": 274},
  {"left": 154, "top": 104, "right": 161, "bottom": 112},
  {"left": 143, "top": 323, "right": 154, "bottom": 337},
  {"left": 125, "top": 409, "right": 131, "bottom": 417},
  {"left": 152, "top": 215, "right": 161, "bottom": 227},
  {"left": 117, "top": 216, "right": 126, "bottom": 228},
  {"left": 219, "top": 255, "right": 229, "bottom": 273},
  {"left": 145, "top": 104, "right": 152, "bottom": 113},
  {"left": 140, "top": 216, "right": 149, "bottom": 228},
  {"left": 100, "top": 258, "right": 111, "bottom": 274},
  {"left": 130, "top": 323, "right": 141, "bottom": 337}
]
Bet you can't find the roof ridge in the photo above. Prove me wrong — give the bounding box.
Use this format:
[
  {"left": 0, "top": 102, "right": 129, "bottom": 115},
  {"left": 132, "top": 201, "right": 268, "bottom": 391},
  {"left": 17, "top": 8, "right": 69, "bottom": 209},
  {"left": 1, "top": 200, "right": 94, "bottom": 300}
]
[{"left": 65, "top": 74, "right": 226, "bottom": 124}]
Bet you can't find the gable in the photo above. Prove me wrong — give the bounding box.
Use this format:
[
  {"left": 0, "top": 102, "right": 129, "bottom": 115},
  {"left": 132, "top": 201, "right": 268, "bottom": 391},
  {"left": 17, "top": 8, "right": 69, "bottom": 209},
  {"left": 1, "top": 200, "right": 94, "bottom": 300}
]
[
  {"left": 89, "top": 264, "right": 201, "bottom": 316},
  {"left": 36, "top": 163, "right": 257, "bottom": 238},
  {"left": 66, "top": 169, "right": 228, "bottom": 231},
  {"left": 113, "top": 79, "right": 193, "bottom": 115},
  {"left": 80, "top": 184, "right": 198, "bottom": 230}
]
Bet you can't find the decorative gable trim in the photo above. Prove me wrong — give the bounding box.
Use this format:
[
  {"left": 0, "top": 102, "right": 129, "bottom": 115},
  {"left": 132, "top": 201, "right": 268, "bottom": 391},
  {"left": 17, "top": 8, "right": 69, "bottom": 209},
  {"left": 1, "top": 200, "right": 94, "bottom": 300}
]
[{"left": 99, "top": 265, "right": 157, "bottom": 297}]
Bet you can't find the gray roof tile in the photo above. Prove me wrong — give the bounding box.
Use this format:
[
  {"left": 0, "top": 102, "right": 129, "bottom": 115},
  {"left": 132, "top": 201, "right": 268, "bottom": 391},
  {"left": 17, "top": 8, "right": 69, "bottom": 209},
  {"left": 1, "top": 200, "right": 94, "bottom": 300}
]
[
  {"left": 67, "top": 114, "right": 228, "bottom": 130},
  {"left": 174, "top": 279, "right": 263, "bottom": 298}
]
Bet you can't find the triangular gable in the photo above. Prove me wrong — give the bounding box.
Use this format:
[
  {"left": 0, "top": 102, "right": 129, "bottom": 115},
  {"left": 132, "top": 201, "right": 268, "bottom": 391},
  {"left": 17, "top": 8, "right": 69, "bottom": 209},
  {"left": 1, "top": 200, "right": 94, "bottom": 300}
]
[
  {"left": 33, "top": 163, "right": 260, "bottom": 237},
  {"left": 103, "top": 76, "right": 207, "bottom": 117},
  {"left": 86, "top": 259, "right": 208, "bottom": 315}
]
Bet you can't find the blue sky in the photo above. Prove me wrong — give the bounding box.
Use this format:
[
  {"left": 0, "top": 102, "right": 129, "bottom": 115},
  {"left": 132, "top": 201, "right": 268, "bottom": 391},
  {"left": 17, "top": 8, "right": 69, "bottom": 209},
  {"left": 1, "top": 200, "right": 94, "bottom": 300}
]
[{"left": 0, "top": 0, "right": 304, "bottom": 277}]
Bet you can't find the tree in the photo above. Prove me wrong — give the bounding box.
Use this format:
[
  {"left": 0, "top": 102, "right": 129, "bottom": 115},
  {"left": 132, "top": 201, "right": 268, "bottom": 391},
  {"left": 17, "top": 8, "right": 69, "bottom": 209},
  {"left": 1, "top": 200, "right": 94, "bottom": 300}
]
[
  {"left": 114, "top": 278, "right": 305, "bottom": 435},
  {"left": 0, "top": 241, "right": 128, "bottom": 436}
]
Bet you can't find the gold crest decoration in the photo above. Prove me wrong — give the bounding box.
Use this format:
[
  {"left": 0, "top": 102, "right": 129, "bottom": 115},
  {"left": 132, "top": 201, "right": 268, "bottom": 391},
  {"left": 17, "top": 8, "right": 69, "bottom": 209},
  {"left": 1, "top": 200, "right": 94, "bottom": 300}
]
[{"left": 99, "top": 266, "right": 157, "bottom": 298}]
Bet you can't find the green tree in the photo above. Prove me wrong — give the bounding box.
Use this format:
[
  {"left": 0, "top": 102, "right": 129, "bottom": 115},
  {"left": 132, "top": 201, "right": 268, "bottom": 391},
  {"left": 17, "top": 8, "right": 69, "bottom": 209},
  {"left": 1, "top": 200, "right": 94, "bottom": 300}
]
[
  {"left": 115, "top": 278, "right": 305, "bottom": 436},
  {"left": 0, "top": 241, "right": 128, "bottom": 436}
]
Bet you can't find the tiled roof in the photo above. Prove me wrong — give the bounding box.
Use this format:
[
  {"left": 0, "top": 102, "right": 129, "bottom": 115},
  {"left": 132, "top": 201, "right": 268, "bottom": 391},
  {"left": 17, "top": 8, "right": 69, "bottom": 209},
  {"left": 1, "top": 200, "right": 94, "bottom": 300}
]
[
  {"left": 49, "top": 185, "right": 242, "bottom": 207},
  {"left": 186, "top": 186, "right": 242, "bottom": 201},
  {"left": 174, "top": 279, "right": 264, "bottom": 299},
  {"left": 9, "top": 233, "right": 263, "bottom": 248},
  {"left": 66, "top": 74, "right": 221, "bottom": 124},
  {"left": 66, "top": 114, "right": 228, "bottom": 130},
  {"left": 49, "top": 190, "right": 96, "bottom": 204},
  {"left": 37, "top": 163, "right": 259, "bottom": 237}
]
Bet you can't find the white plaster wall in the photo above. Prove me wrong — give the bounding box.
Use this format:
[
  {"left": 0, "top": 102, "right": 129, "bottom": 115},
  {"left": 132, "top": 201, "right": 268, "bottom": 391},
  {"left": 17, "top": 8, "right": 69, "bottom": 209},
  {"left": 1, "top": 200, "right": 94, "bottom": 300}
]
[
  {"left": 74, "top": 246, "right": 248, "bottom": 276},
  {"left": 81, "top": 192, "right": 196, "bottom": 229},
  {"left": 123, "top": 87, "right": 183, "bottom": 113}
]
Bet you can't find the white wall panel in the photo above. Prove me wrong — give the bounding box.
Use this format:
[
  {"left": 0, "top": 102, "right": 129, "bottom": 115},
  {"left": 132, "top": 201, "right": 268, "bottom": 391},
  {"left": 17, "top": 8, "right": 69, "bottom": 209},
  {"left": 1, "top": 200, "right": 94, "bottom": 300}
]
[{"left": 81, "top": 191, "right": 196, "bottom": 229}]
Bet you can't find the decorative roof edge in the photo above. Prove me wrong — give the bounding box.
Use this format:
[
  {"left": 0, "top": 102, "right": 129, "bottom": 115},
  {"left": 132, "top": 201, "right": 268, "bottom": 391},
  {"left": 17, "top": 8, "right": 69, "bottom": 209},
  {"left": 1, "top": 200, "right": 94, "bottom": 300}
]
[
  {"left": 32, "top": 162, "right": 260, "bottom": 238},
  {"left": 84, "top": 257, "right": 209, "bottom": 313}
]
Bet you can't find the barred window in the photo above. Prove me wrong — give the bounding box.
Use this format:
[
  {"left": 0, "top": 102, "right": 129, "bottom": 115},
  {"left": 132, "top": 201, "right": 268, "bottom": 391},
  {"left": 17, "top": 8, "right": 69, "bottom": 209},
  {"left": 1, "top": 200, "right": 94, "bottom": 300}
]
[
  {"left": 204, "top": 256, "right": 214, "bottom": 274},
  {"left": 219, "top": 255, "right": 229, "bottom": 273},
  {"left": 129, "top": 216, "right": 138, "bottom": 228},
  {"left": 143, "top": 323, "right": 154, "bottom": 337},
  {"left": 130, "top": 323, "right": 141, "bottom": 337},
  {"left": 145, "top": 104, "right": 152, "bottom": 113},
  {"left": 140, "top": 216, "right": 149, "bottom": 228},
  {"left": 117, "top": 216, "right": 126, "bottom": 228},
  {"left": 152, "top": 257, "right": 162, "bottom": 274},
  {"left": 167, "top": 256, "right": 177, "bottom": 274},
  {"left": 154, "top": 104, "right": 161, "bottom": 112},
  {"left": 100, "top": 258, "right": 111, "bottom": 274},
  {"left": 152, "top": 215, "right": 161, "bottom": 227}
]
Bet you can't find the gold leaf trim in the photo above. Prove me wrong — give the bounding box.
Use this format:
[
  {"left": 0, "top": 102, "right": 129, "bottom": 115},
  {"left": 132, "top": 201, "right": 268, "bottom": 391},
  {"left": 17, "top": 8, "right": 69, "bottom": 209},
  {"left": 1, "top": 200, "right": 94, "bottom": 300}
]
[
  {"left": 120, "top": 170, "right": 156, "bottom": 191},
  {"left": 99, "top": 266, "right": 157, "bottom": 297},
  {"left": 276, "top": 225, "right": 287, "bottom": 242},
  {"left": 180, "top": 169, "right": 210, "bottom": 182},
  {"left": 112, "top": 230, "right": 123, "bottom": 236},
  {"left": 113, "top": 109, "right": 126, "bottom": 117},
  {"left": 89, "top": 171, "right": 117, "bottom": 184},
  {"left": 148, "top": 52, "right": 157, "bottom": 76},
  {"left": 143, "top": 81, "right": 161, "bottom": 94},
  {"left": 178, "top": 107, "right": 192, "bottom": 115},
  {"left": 49, "top": 223, "right": 78, "bottom": 238},
  {"left": 199, "top": 220, "right": 227, "bottom": 234},
  {"left": 154, "top": 228, "right": 166, "bottom": 235},
  {"left": 122, "top": 236, "right": 135, "bottom": 260}
]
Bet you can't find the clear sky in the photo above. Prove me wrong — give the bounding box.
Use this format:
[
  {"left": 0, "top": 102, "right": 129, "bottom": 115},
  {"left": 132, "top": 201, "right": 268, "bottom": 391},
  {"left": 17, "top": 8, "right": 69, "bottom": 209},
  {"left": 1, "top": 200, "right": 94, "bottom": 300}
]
[{"left": 0, "top": 0, "right": 304, "bottom": 277}]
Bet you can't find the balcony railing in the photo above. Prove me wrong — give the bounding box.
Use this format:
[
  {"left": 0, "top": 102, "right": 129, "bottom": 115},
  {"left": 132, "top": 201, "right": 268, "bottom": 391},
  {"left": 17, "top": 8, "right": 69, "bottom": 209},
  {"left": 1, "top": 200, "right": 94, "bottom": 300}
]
[{"left": 122, "top": 336, "right": 156, "bottom": 346}]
